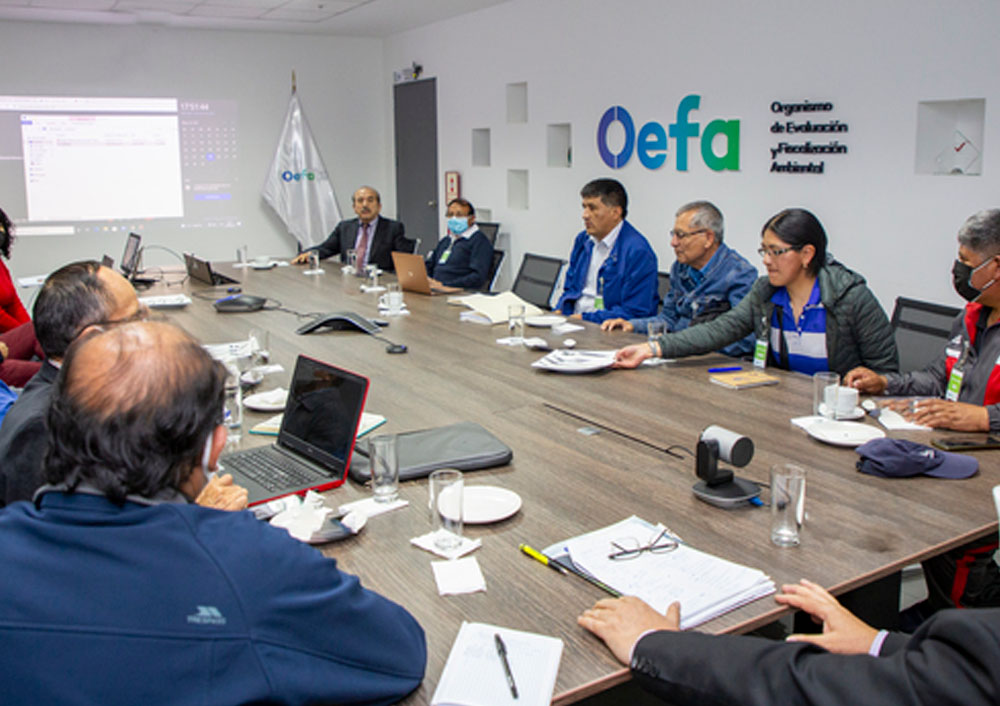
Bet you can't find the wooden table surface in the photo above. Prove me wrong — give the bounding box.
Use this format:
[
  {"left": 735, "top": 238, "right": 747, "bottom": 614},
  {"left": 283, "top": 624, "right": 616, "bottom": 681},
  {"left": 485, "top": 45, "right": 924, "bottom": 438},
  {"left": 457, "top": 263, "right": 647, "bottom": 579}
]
[{"left": 148, "top": 263, "right": 1000, "bottom": 704}]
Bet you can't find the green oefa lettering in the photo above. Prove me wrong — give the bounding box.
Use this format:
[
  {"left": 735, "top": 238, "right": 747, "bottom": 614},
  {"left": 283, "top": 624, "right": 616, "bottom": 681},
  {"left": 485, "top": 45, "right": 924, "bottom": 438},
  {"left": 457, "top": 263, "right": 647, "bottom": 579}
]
[{"left": 701, "top": 118, "right": 740, "bottom": 171}]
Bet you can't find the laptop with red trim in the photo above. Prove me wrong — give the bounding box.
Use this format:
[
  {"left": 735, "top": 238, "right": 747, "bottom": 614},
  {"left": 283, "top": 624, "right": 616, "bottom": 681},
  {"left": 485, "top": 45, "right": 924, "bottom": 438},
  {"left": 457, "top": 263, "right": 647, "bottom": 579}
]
[{"left": 219, "top": 355, "right": 368, "bottom": 506}]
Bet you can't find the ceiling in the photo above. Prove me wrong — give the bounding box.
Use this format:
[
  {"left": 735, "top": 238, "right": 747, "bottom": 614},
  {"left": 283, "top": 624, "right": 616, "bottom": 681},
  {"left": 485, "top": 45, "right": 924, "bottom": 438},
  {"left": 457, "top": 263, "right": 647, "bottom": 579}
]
[{"left": 0, "top": 0, "right": 511, "bottom": 37}]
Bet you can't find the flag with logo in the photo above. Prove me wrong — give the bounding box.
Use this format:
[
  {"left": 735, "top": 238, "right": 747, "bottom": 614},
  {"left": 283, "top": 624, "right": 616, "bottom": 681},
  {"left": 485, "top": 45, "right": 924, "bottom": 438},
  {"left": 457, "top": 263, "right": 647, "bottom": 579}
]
[{"left": 261, "top": 90, "right": 341, "bottom": 249}]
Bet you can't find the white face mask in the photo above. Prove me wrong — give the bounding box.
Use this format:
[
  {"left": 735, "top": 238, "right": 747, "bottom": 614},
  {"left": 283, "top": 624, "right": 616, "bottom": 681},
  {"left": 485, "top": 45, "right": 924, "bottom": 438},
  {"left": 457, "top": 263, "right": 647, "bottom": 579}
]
[{"left": 201, "top": 432, "right": 216, "bottom": 483}]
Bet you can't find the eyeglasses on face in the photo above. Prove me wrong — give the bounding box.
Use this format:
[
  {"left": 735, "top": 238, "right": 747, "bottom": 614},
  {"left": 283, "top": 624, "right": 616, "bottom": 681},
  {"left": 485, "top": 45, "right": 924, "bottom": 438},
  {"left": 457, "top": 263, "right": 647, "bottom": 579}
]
[
  {"left": 670, "top": 228, "right": 709, "bottom": 241},
  {"left": 757, "top": 245, "right": 801, "bottom": 258}
]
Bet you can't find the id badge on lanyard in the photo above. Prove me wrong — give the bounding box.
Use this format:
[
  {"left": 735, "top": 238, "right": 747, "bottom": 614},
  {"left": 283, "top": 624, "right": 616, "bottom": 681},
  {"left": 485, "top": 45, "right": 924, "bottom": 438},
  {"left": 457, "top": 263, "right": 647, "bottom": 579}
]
[
  {"left": 946, "top": 343, "right": 970, "bottom": 402},
  {"left": 753, "top": 339, "right": 768, "bottom": 369}
]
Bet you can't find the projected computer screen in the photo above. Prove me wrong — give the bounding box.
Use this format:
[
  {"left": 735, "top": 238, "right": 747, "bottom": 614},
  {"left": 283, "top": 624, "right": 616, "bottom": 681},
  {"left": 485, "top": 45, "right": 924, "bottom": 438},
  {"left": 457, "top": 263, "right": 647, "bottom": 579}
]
[{"left": 0, "top": 95, "right": 240, "bottom": 236}]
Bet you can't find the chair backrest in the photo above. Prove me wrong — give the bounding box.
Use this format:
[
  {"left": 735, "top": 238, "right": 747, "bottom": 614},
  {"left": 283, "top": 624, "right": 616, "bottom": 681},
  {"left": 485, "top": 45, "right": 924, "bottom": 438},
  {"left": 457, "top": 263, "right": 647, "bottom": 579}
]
[
  {"left": 483, "top": 249, "right": 504, "bottom": 292},
  {"left": 890, "top": 296, "right": 962, "bottom": 373},
  {"left": 477, "top": 222, "right": 500, "bottom": 247},
  {"left": 657, "top": 271, "right": 671, "bottom": 312},
  {"left": 512, "top": 253, "right": 565, "bottom": 310}
]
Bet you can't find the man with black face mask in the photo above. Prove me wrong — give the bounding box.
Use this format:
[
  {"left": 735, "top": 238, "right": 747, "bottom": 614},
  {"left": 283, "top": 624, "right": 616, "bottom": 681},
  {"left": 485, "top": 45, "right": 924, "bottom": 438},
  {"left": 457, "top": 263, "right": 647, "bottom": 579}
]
[{"left": 845, "top": 208, "right": 1000, "bottom": 629}]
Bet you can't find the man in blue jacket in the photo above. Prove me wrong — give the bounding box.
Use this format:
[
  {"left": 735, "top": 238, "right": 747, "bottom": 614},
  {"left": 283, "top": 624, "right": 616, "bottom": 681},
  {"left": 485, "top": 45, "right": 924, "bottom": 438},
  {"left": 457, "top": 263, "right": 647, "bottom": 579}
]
[
  {"left": 601, "top": 200, "right": 757, "bottom": 356},
  {"left": 556, "top": 178, "right": 659, "bottom": 323},
  {"left": 0, "top": 320, "right": 426, "bottom": 706}
]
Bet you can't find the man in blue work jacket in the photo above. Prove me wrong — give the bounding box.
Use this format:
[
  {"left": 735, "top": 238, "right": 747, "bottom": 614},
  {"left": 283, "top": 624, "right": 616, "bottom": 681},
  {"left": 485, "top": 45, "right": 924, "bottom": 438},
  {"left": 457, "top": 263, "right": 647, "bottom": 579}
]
[{"left": 556, "top": 178, "right": 659, "bottom": 323}]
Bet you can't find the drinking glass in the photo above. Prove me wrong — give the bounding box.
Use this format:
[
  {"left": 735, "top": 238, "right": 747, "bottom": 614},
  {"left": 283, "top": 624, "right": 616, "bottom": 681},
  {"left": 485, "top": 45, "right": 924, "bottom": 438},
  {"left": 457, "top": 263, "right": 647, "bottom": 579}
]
[
  {"left": 370, "top": 434, "right": 399, "bottom": 503},
  {"left": 771, "top": 463, "right": 806, "bottom": 547},
  {"left": 429, "top": 469, "right": 463, "bottom": 550}
]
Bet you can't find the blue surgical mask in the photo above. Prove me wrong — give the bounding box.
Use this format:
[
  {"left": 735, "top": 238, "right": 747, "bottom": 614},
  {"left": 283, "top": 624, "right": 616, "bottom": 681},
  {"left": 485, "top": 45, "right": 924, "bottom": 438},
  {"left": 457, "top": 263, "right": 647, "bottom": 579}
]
[{"left": 447, "top": 217, "right": 470, "bottom": 235}]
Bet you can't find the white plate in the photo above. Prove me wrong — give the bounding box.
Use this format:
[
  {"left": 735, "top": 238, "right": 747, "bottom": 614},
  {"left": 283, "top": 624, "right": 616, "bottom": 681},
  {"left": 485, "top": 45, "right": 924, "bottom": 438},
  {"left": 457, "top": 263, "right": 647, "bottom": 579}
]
[
  {"left": 440, "top": 486, "right": 522, "bottom": 524},
  {"left": 807, "top": 420, "right": 885, "bottom": 447},
  {"left": 525, "top": 315, "right": 567, "bottom": 327},
  {"left": 243, "top": 388, "right": 287, "bottom": 412},
  {"left": 818, "top": 403, "right": 865, "bottom": 421},
  {"left": 531, "top": 350, "right": 616, "bottom": 374}
]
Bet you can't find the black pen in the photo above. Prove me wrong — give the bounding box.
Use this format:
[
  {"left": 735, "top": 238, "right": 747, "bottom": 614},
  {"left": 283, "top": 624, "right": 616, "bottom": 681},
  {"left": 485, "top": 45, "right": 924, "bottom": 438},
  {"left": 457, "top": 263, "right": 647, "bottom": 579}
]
[{"left": 494, "top": 633, "right": 519, "bottom": 699}]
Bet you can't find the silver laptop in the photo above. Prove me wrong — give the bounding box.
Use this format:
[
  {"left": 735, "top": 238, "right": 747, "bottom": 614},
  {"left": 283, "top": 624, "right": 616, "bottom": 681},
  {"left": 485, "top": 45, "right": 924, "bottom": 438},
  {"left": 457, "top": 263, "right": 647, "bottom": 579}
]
[{"left": 219, "top": 355, "right": 369, "bottom": 506}]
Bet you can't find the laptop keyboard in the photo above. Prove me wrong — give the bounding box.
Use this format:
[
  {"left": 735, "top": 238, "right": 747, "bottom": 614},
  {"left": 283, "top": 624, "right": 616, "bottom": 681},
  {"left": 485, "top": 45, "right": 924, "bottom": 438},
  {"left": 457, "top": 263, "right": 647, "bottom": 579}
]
[{"left": 223, "top": 447, "right": 322, "bottom": 492}]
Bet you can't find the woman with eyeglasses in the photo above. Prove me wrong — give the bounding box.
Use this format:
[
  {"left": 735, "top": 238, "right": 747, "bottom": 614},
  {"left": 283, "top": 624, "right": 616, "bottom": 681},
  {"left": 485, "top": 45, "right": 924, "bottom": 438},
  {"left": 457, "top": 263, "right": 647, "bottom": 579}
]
[
  {"left": 614, "top": 208, "right": 898, "bottom": 375},
  {"left": 0, "top": 206, "right": 43, "bottom": 387}
]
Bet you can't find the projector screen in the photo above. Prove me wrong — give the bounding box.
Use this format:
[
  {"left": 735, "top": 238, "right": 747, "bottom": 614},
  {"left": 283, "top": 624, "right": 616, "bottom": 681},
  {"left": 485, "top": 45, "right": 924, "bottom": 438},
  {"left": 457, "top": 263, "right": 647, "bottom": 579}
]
[{"left": 0, "top": 95, "right": 240, "bottom": 237}]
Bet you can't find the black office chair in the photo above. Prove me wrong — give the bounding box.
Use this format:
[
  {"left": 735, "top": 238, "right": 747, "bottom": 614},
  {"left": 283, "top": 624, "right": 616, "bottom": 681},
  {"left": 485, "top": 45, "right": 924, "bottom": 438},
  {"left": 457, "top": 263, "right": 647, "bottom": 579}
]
[
  {"left": 890, "top": 296, "right": 961, "bottom": 373},
  {"left": 477, "top": 222, "right": 500, "bottom": 247},
  {"left": 657, "top": 271, "right": 671, "bottom": 313},
  {"left": 482, "top": 249, "right": 505, "bottom": 292},
  {"left": 512, "top": 253, "right": 565, "bottom": 310}
]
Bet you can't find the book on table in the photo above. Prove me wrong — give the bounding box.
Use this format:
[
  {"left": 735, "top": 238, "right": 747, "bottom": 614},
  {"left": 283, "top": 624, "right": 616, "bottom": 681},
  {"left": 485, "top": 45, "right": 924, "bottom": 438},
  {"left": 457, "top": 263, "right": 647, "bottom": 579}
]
[
  {"left": 709, "top": 369, "right": 780, "bottom": 390},
  {"left": 447, "top": 291, "right": 542, "bottom": 324}
]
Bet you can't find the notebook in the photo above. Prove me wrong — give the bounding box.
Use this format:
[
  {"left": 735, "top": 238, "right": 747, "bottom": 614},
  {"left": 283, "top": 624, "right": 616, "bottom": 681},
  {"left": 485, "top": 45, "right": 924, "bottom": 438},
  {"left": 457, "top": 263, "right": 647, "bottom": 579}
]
[
  {"left": 391, "top": 251, "right": 462, "bottom": 295},
  {"left": 185, "top": 252, "right": 240, "bottom": 286},
  {"left": 219, "top": 355, "right": 369, "bottom": 506}
]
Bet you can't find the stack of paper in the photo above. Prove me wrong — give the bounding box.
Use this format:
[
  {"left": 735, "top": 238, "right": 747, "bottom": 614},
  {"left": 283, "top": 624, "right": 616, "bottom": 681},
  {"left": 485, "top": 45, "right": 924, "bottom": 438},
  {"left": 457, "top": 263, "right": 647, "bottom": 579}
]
[
  {"left": 250, "top": 411, "right": 385, "bottom": 437},
  {"left": 449, "top": 291, "right": 542, "bottom": 324},
  {"left": 548, "top": 516, "right": 775, "bottom": 629},
  {"left": 432, "top": 622, "right": 563, "bottom": 706}
]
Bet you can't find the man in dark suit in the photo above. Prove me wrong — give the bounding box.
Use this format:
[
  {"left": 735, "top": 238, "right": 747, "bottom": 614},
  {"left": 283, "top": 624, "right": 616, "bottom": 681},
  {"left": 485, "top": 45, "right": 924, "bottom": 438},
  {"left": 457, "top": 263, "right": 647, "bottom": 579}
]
[
  {"left": 292, "top": 186, "right": 410, "bottom": 271},
  {"left": 579, "top": 578, "right": 1000, "bottom": 705}
]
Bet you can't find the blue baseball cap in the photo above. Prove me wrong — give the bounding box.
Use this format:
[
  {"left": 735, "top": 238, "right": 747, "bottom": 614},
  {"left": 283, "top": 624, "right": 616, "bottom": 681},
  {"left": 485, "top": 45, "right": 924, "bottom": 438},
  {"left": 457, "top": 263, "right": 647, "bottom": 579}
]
[{"left": 856, "top": 438, "right": 978, "bottom": 479}]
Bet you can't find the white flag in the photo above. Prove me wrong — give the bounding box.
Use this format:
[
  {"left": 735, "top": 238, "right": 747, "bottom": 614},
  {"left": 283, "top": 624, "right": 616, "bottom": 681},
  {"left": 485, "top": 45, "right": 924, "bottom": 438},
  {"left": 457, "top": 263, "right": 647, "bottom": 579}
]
[{"left": 261, "top": 92, "right": 341, "bottom": 249}]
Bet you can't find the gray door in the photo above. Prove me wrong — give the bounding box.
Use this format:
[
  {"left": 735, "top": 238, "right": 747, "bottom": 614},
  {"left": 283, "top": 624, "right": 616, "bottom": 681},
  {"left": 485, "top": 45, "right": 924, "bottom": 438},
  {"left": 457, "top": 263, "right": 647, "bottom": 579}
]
[{"left": 394, "top": 78, "right": 438, "bottom": 257}]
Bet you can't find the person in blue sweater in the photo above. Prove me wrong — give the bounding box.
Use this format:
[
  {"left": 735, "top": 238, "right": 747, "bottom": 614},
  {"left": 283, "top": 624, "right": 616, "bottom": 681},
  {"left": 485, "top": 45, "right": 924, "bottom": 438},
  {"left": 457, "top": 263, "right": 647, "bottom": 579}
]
[
  {"left": 601, "top": 200, "right": 757, "bottom": 356},
  {"left": 0, "top": 320, "right": 426, "bottom": 706},
  {"left": 556, "top": 178, "right": 659, "bottom": 323},
  {"left": 427, "top": 197, "right": 493, "bottom": 290}
]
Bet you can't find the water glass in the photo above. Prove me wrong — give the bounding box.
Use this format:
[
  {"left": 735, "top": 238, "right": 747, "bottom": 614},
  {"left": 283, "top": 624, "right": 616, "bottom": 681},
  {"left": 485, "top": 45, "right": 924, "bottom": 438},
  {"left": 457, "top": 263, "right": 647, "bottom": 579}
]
[
  {"left": 382, "top": 282, "right": 403, "bottom": 314},
  {"left": 347, "top": 248, "right": 358, "bottom": 275},
  {"left": 508, "top": 303, "right": 526, "bottom": 341},
  {"left": 429, "top": 469, "right": 463, "bottom": 550},
  {"left": 771, "top": 463, "right": 806, "bottom": 547},
  {"left": 813, "top": 371, "right": 839, "bottom": 418},
  {"left": 305, "top": 249, "right": 323, "bottom": 274},
  {"left": 647, "top": 320, "right": 666, "bottom": 346},
  {"left": 366, "top": 263, "right": 379, "bottom": 289},
  {"left": 236, "top": 244, "right": 248, "bottom": 265},
  {"left": 370, "top": 434, "right": 399, "bottom": 503},
  {"left": 222, "top": 360, "right": 242, "bottom": 441}
]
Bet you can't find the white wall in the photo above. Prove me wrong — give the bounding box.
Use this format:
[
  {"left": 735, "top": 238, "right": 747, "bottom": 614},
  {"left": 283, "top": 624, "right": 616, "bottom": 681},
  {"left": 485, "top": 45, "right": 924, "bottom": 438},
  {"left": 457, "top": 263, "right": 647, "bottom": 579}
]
[
  {"left": 384, "top": 0, "right": 1000, "bottom": 311},
  {"left": 0, "top": 20, "right": 389, "bottom": 291}
]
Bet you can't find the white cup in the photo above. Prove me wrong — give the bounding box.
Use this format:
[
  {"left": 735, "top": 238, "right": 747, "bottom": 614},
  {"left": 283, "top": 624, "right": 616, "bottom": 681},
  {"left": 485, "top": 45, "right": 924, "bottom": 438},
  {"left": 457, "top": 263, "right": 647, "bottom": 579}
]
[
  {"left": 252, "top": 255, "right": 270, "bottom": 267},
  {"left": 836, "top": 385, "right": 859, "bottom": 418}
]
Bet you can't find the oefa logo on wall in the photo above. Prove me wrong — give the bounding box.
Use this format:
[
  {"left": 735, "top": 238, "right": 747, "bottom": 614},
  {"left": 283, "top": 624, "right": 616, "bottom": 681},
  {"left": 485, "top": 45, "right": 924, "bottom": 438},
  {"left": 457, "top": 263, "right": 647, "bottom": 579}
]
[{"left": 596, "top": 95, "right": 740, "bottom": 172}]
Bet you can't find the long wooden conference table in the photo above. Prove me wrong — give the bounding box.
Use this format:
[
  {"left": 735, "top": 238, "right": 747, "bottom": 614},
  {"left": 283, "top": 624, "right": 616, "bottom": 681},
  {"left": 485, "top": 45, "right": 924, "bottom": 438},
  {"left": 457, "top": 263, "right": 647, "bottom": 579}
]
[{"left": 149, "top": 262, "right": 999, "bottom": 704}]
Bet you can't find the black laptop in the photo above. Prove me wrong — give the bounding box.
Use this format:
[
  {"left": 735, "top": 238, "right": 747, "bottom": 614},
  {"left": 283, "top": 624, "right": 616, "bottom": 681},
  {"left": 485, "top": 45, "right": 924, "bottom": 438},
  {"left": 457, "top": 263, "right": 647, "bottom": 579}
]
[
  {"left": 219, "top": 355, "right": 369, "bottom": 506},
  {"left": 119, "top": 232, "right": 157, "bottom": 286},
  {"left": 185, "top": 252, "right": 240, "bottom": 286}
]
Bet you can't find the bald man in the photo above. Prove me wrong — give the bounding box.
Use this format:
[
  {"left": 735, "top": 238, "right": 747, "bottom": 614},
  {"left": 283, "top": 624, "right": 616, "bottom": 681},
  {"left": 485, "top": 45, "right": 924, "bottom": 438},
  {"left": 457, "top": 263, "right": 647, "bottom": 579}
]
[
  {"left": 0, "top": 321, "right": 425, "bottom": 704},
  {"left": 0, "top": 261, "right": 245, "bottom": 509},
  {"left": 292, "top": 186, "right": 411, "bottom": 271}
]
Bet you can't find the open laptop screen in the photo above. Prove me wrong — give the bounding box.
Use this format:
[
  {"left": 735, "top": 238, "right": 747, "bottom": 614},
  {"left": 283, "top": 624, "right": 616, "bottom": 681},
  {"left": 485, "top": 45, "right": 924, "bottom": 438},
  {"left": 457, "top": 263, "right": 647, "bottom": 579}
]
[
  {"left": 120, "top": 232, "right": 141, "bottom": 278},
  {"left": 277, "top": 356, "right": 369, "bottom": 474}
]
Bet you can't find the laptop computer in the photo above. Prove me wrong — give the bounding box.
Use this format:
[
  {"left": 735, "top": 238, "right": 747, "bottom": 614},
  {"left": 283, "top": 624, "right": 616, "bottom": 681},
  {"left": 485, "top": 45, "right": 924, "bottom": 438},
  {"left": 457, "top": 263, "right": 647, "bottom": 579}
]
[
  {"left": 391, "top": 251, "right": 462, "bottom": 295},
  {"left": 118, "top": 232, "right": 158, "bottom": 286},
  {"left": 185, "top": 252, "right": 240, "bottom": 286},
  {"left": 219, "top": 355, "right": 369, "bottom": 506}
]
